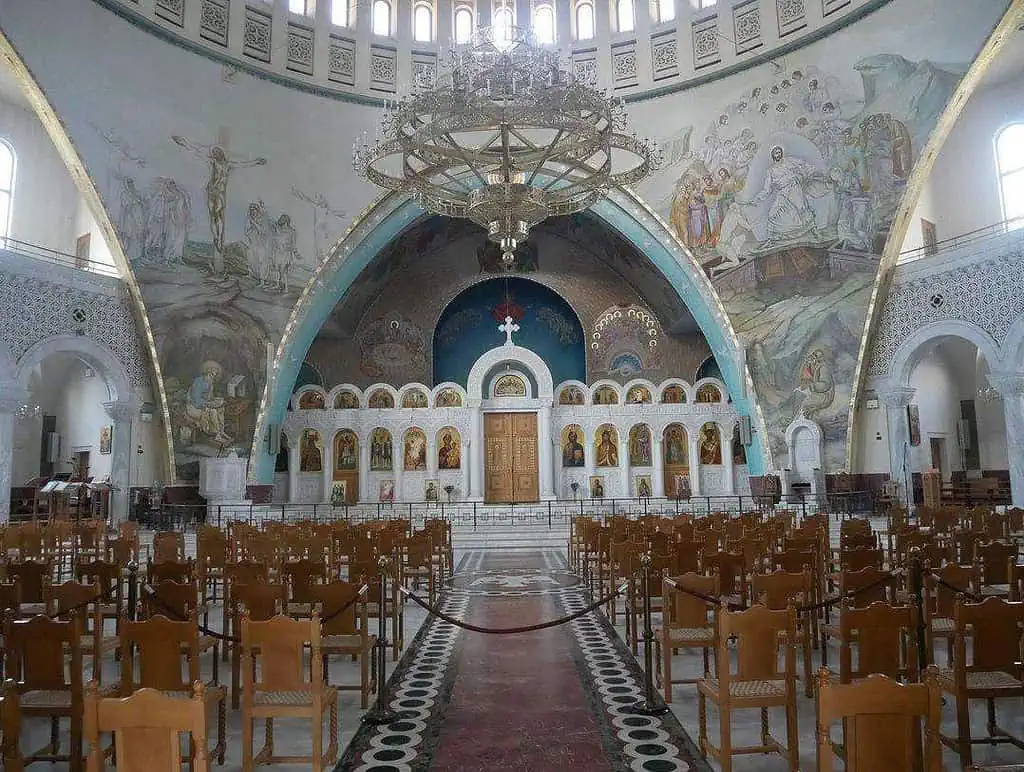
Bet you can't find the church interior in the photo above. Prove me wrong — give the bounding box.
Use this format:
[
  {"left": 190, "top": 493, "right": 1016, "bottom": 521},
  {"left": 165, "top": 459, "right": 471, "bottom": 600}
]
[{"left": 2, "top": 0, "right": 1024, "bottom": 769}]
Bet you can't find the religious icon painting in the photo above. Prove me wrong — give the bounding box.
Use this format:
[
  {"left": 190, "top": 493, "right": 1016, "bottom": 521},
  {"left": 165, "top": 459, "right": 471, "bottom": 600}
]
[
  {"left": 329, "top": 480, "right": 347, "bottom": 507},
  {"left": 561, "top": 424, "right": 585, "bottom": 468},
  {"left": 593, "top": 385, "right": 619, "bottom": 405},
  {"left": 299, "top": 429, "right": 323, "bottom": 472},
  {"left": 334, "top": 430, "right": 358, "bottom": 471},
  {"left": 99, "top": 425, "right": 112, "bottom": 455},
  {"left": 595, "top": 424, "right": 619, "bottom": 467},
  {"left": 636, "top": 474, "right": 653, "bottom": 499},
  {"left": 699, "top": 422, "right": 723, "bottom": 465},
  {"left": 494, "top": 374, "right": 527, "bottom": 397},
  {"left": 696, "top": 384, "right": 722, "bottom": 403},
  {"left": 298, "top": 391, "right": 325, "bottom": 409},
  {"left": 368, "top": 389, "right": 394, "bottom": 409},
  {"left": 663, "top": 424, "right": 688, "bottom": 466},
  {"left": 370, "top": 428, "right": 393, "bottom": 471},
  {"left": 661, "top": 384, "right": 686, "bottom": 404},
  {"left": 334, "top": 390, "right": 359, "bottom": 409},
  {"left": 437, "top": 428, "right": 461, "bottom": 470},
  {"left": 402, "top": 389, "right": 429, "bottom": 408},
  {"left": 590, "top": 475, "right": 605, "bottom": 499},
  {"left": 671, "top": 473, "right": 691, "bottom": 500},
  {"left": 379, "top": 479, "right": 395, "bottom": 504},
  {"left": 628, "top": 424, "right": 652, "bottom": 467},
  {"left": 404, "top": 428, "right": 427, "bottom": 471},
  {"left": 424, "top": 479, "right": 439, "bottom": 502},
  {"left": 435, "top": 388, "right": 463, "bottom": 407},
  {"left": 558, "top": 385, "right": 585, "bottom": 405},
  {"left": 627, "top": 385, "right": 651, "bottom": 404}
]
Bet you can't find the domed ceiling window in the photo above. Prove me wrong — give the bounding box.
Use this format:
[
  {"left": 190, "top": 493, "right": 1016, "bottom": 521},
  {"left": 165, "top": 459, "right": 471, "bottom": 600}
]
[
  {"left": 0, "top": 140, "right": 14, "bottom": 244},
  {"left": 414, "top": 3, "right": 434, "bottom": 41},
  {"left": 493, "top": 5, "right": 514, "bottom": 48},
  {"left": 575, "top": 1, "right": 595, "bottom": 40},
  {"left": 372, "top": 0, "right": 392, "bottom": 36},
  {"left": 997, "top": 124, "right": 1024, "bottom": 225},
  {"left": 288, "top": 0, "right": 312, "bottom": 16},
  {"left": 454, "top": 5, "right": 474, "bottom": 43},
  {"left": 331, "top": 0, "right": 349, "bottom": 26},
  {"left": 534, "top": 4, "right": 555, "bottom": 44},
  {"left": 616, "top": 0, "right": 635, "bottom": 32},
  {"left": 654, "top": 0, "right": 675, "bottom": 23}
]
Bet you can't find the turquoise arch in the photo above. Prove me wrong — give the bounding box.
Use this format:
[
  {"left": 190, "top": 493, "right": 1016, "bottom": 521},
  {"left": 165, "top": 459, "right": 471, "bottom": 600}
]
[{"left": 252, "top": 190, "right": 770, "bottom": 482}]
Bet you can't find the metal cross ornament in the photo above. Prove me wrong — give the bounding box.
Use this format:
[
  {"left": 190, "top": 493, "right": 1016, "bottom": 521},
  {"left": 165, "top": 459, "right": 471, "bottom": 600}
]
[{"left": 499, "top": 315, "right": 519, "bottom": 346}]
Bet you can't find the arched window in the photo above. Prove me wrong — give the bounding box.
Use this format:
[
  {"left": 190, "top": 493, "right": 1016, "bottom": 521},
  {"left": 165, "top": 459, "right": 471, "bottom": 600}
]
[
  {"left": 493, "top": 5, "right": 514, "bottom": 46},
  {"left": 0, "top": 140, "right": 14, "bottom": 243},
  {"left": 288, "top": 0, "right": 312, "bottom": 15},
  {"left": 997, "top": 124, "right": 1024, "bottom": 224},
  {"left": 454, "top": 5, "right": 473, "bottom": 43},
  {"left": 616, "top": 0, "right": 635, "bottom": 32},
  {"left": 534, "top": 4, "right": 555, "bottom": 44},
  {"left": 576, "top": 1, "right": 595, "bottom": 39},
  {"left": 654, "top": 0, "right": 675, "bottom": 22},
  {"left": 693, "top": 0, "right": 717, "bottom": 8},
  {"left": 331, "top": 0, "right": 348, "bottom": 26},
  {"left": 413, "top": 3, "right": 433, "bottom": 41},
  {"left": 372, "top": 0, "right": 391, "bottom": 36}
]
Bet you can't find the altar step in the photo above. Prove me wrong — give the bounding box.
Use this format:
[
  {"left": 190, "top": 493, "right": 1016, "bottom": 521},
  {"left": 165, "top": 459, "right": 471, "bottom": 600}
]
[{"left": 452, "top": 521, "right": 570, "bottom": 551}]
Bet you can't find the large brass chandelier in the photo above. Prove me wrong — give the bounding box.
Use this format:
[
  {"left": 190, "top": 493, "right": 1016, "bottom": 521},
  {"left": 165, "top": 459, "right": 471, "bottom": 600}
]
[{"left": 353, "top": 26, "right": 661, "bottom": 266}]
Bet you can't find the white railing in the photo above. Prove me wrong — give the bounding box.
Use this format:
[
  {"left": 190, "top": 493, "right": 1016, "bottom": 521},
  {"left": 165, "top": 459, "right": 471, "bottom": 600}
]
[{"left": 1, "top": 237, "right": 122, "bottom": 278}]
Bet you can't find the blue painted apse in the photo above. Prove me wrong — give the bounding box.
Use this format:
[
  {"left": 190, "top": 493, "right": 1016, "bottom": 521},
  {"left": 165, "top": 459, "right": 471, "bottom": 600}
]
[{"left": 433, "top": 278, "right": 586, "bottom": 387}]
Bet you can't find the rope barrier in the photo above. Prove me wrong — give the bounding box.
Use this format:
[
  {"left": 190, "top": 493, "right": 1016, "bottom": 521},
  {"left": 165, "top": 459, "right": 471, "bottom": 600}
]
[
  {"left": 396, "top": 581, "right": 631, "bottom": 635},
  {"left": 928, "top": 573, "right": 985, "bottom": 603},
  {"left": 46, "top": 582, "right": 120, "bottom": 620}
]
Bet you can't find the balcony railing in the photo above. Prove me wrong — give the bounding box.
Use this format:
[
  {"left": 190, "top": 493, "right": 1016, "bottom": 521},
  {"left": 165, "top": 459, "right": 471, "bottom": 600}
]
[
  {"left": 898, "top": 215, "right": 1024, "bottom": 264},
  {"left": 1, "top": 236, "right": 121, "bottom": 278}
]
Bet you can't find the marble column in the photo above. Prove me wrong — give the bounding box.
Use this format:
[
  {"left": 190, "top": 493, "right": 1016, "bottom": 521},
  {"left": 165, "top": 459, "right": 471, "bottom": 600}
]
[
  {"left": 538, "top": 406, "right": 553, "bottom": 499},
  {"left": 0, "top": 384, "right": 27, "bottom": 523},
  {"left": 393, "top": 433, "right": 404, "bottom": 503},
  {"left": 652, "top": 436, "right": 665, "bottom": 498},
  {"left": 460, "top": 440, "right": 470, "bottom": 500},
  {"left": 321, "top": 429, "right": 334, "bottom": 503},
  {"left": 988, "top": 372, "right": 1024, "bottom": 506},
  {"left": 287, "top": 434, "right": 300, "bottom": 503},
  {"left": 689, "top": 429, "right": 702, "bottom": 496},
  {"left": 426, "top": 434, "right": 438, "bottom": 496},
  {"left": 876, "top": 385, "right": 917, "bottom": 506},
  {"left": 723, "top": 433, "right": 736, "bottom": 495},
  {"left": 358, "top": 441, "right": 370, "bottom": 503},
  {"left": 103, "top": 399, "right": 140, "bottom": 522},
  {"left": 551, "top": 437, "right": 561, "bottom": 499},
  {"left": 584, "top": 427, "right": 596, "bottom": 497},
  {"left": 619, "top": 437, "right": 630, "bottom": 497},
  {"left": 469, "top": 406, "right": 483, "bottom": 501}
]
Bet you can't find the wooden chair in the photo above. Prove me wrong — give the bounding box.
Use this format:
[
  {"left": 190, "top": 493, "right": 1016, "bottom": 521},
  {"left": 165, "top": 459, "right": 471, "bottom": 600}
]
[
  {"left": 240, "top": 613, "right": 339, "bottom": 771},
  {"left": 4, "top": 613, "right": 85, "bottom": 772},
  {"left": 75, "top": 560, "right": 124, "bottom": 631},
  {"left": 702, "top": 550, "right": 747, "bottom": 607},
  {"left": 152, "top": 531, "right": 185, "bottom": 563},
  {"left": 311, "top": 580, "right": 376, "bottom": 708},
  {"left": 46, "top": 580, "right": 119, "bottom": 685},
  {"left": 977, "top": 541, "right": 1015, "bottom": 598},
  {"left": 401, "top": 532, "right": 439, "bottom": 605},
  {"left": 6, "top": 561, "right": 50, "bottom": 615},
  {"left": 1, "top": 677, "right": 23, "bottom": 772},
  {"left": 836, "top": 601, "right": 919, "bottom": 684},
  {"left": 147, "top": 558, "right": 195, "bottom": 586},
  {"left": 936, "top": 597, "right": 1024, "bottom": 766},
  {"left": 655, "top": 573, "right": 718, "bottom": 703},
  {"left": 84, "top": 681, "right": 218, "bottom": 772},
  {"left": 229, "top": 582, "right": 285, "bottom": 709},
  {"left": 281, "top": 559, "right": 328, "bottom": 616},
  {"left": 118, "top": 614, "right": 226, "bottom": 765},
  {"left": 923, "top": 563, "right": 979, "bottom": 664},
  {"left": 751, "top": 569, "right": 814, "bottom": 697},
  {"left": 140, "top": 580, "right": 219, "bottom": 682},
  {"left": 697, "top": 604, "right": 799, "bottom": 772},
  {"left": 815, "top": 668, "right": 943, "bottom": 772},
  {"left": 350, "top": 558, "right": 402, "bottom": 660}
]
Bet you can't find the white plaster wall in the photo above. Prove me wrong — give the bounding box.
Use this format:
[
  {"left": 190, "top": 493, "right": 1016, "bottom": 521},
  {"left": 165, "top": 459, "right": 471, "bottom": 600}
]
[
  {"left": 908, "top": 352, "right": 963, "bottom": 478},
  {"left": 0, "top": 94, "right": 79, "bottom": 254},
  {"left": 976, "top": 395, "right": 1009, "bottom": 469},
  {"left": 853, "top": 401, "right": 891, "bottom": 475},
  {"left": 73, "top": 199, "right": 116, "bottom": 269}
]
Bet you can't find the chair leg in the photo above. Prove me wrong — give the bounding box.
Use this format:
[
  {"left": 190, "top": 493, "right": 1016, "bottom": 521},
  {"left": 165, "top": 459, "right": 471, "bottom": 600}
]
[
  {"left": 70, "top": 714, "right": 83, "bottom": 772},
  {"left": 720, "top": 706, "right": 732, "bottom": 772},
  {"left": 786, "top": 698, "right": 799, "bottom": 772},
  {"left": 242, "top": 712, "right": 253, "bottom": 771},
  {"left": 361, "top": 649, "right": 370, "bottom": 709},
  {"left": 955, "top": 694, "right": 972, "bottom": 767},
  {"left": 698, "top": 691, "right": 707, "bottom": 755},
  {"left": 312, "top": 704, "right": 323, "bottom": 772}
]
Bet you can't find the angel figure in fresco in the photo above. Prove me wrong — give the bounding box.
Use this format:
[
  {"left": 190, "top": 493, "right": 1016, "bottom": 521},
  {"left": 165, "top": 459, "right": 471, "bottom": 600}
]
[
  {"left": 172, "top": 135, "right": 266, "bottom": 274},
  {"left": 186, "top": 360, "right": 231, "bottom": 445},
  {"left": 596, "top": 430, "right": 619, "bottom": 467}
]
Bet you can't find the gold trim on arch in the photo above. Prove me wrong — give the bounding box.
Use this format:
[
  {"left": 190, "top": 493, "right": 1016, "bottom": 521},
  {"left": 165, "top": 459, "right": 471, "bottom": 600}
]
[
  {"left": 0, "top": 30, "right": 176, "bottom": 481},
  {"left": 845, "top": 0, "right": 1024, "bottom": 471}
]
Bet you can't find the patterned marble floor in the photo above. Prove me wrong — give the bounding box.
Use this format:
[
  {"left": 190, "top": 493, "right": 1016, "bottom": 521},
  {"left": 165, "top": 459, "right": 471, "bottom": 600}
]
[{"left": 338, "top": 549, "right": 709, "bottom": 772}]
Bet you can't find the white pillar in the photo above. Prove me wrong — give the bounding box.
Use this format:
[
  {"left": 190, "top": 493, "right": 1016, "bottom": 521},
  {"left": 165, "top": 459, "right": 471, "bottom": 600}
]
[
  {"left": 877, "top": 385, "right": 917, "bottom": 507},
  {"left": 460, "top": 440, "right": 470, "bottom": 500},
  {"left": 358, "top": 441, "right": 370, "bottom": 503},
  {"left": 427, "top": 433, "right": 438, "bottom": 483},
  {"left": 988, "top": 373, "right": 1024, "bottom": 506},
  {"left": 0, "top": 385, "right": 25, "bottom": 523},
  {"left": 103, "top": 399, "right": 140, "bottom": 522},
  {"left": 551, "top": 436, "right": 561, "bottom": 500},
  {"left": 539, "top": 406, "right": 553, "bottom": 499},
  {"left": 689, "top": 429, "right": 702, "bottom": 497},
  {"left": 652, "top": 435, "right": 665, "bottom": 499},
  {"left": 393, "top": 433, "right": 404, "bottom": 503},
  {"left": 584, "top": 427, "right": 596, "bottom": 497},
  {"left": 723, "top": 431, "right": 736, "bottom": 495},
  {"left": 287, "top": 434, "right": 299, "bottom": 503},
  {"left": 322, "top": 429, "right": 334, "bottom": 503},
  {"left": 620, "top": 436, "right": 630, "bottom": 498},
  {"left": 469, "top": 406, "right": 483, "bottom": 501}
]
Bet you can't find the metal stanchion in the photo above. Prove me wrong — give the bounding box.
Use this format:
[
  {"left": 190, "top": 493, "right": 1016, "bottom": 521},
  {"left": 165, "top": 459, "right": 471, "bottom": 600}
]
[
  {"left": 362, "top": 555, "right": 399, "bottom": 726},
  {"left": 127, "top": 562, "right": 138, "bottom": 621},
  {"left": 910, "top": 547, "right": 928, "bottom": 672},
  {"left": 623, "top": 553, "right": 669, "bottom": 717}
]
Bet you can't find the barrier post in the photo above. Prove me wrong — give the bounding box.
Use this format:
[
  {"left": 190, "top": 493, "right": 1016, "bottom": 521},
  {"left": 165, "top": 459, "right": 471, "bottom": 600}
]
[
  {"left": 127, "top": 561, "right": 138, "bottom": 621},
  {"left": 362, "top": 555, "right": 399, "bottom": 726},
  {"left": 910, "top": 548, "right": 928, "bottom": 672},
  {"left": 623, "top": 552, "right": 669, "bottom": 717}
]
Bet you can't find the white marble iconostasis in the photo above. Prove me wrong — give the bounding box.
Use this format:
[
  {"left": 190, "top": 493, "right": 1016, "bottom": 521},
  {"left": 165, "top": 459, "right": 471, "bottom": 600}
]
[{"left": 278, "top": 344, "right": 751, "bottom": 504}]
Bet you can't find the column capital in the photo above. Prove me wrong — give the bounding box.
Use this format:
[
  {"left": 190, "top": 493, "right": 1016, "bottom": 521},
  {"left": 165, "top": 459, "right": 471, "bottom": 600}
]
[
  {"left": 103, "top": 399, "right": 141, "bottom": 423},
  {"left": 986, "top": 372, "right": 1024, "bottom": 399},
  {"left": 0, "top": 381, "right": 29, "bottom": 415},
  {"left": 875, "top": 385, "right": 916, "bottom": 408}
]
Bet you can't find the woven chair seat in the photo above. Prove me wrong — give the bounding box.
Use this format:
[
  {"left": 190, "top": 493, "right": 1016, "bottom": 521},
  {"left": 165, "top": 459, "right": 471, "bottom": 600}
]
[
  {"left": 99, "top": 603, "right": 119, "bottom": 615},
  {"left": 80, "top": 634, "right": 119, "bottom": 653},
  {"left": 657, "top": 626, "right": 714, "bottom": 644},
  {"left": 930, "top": 617, "right": 955, "bottom": 633},
  {"left": 981, "top": 584, "right": 1010, "bottom": 596},
  {"left": 322, "top": 634, "right": 366, "bottom": 649},
  {"left": 936, "top": 667, "right": 1024, "bottom": 692},
  {"left": 286, "top": 602, "right": 315, "bottom": 616},
  {"left": 702, "top": 677, "right": 786, "bottom": 699},
  {"left": 21, "top": 602, "right": 46, "bottom": 615},
  {"left": 21, "top": 690, "right": 72, "bottom": 709},
  {"left": 254, "top": 688, "right": 336, "bottom": 707}
]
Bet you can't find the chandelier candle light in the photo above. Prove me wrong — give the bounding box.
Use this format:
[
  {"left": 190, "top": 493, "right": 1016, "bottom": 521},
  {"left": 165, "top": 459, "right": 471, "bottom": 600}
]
[{"left": 353, "top": 26, "right": 661, "bottom": 266}]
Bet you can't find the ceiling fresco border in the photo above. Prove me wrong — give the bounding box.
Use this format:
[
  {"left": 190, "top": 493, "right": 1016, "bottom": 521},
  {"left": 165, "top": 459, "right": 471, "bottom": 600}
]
[
  {"left": 0, "top": 29, "right": 176, "bottom": 479},
  {"left": 845, "top": 0, "right": 1024, "bottom": 470},
  {"left": 252, "top": 186, "right": 769, "bottom": 483}
]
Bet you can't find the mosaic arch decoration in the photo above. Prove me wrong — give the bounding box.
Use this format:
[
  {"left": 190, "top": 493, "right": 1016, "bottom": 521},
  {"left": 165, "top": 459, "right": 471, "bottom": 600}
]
[{"left": 253, "top": 188, "right": 769, "bottom": 482}]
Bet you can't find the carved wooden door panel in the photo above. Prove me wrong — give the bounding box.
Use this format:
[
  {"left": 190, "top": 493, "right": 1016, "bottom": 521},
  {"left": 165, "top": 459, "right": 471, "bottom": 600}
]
[{"left": 484, "top": 413, "right": 539, "bottom": 503}]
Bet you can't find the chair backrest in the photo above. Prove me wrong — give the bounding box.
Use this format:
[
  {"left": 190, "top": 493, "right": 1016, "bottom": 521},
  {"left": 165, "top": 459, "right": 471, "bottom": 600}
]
[
  {"left": 664, "top": 573, "right": 718, "bottom": 630},
  {"left": 925, "top": 563, "right": 978, "bottom": 619},
  {"left": 0, "top": 581, "right": 21, "bottom": 614},
  {"left": 85, "top": 681, "right": 210, "bottom": 772},
  {"left": 46, "top": 580, "right": 102, "bottom": 634},
  {"left": 751, "top": 570, "right": 810, "bottom": 611},
  {"left": 147, "top": 559, "right": 195, "bottom": 585},
  {"left": 225, "top": 561, "right": 269, "bottom": 587},
  {"left": 954, "top": 597, "right": 1024, "bottom": 673},
  {"left": 840, "top": 547, "right": 884, "bottom": 573},
  {"left": 7, "top": 561, "right": 49, "bottom": 603},
  {"left": 977, "top": 541, "right": 1014, "bottom": 586},
  {"left": 703, "top": 551, "right": 745, "bottom": 597},
  {"left": 1, "top": 677, "right": 21, "bottom": 772},
  {"left": 4, "top": 613, "right": 81, "bottom": 693},
  {"left": 75, "top": 560, "right": 122, "bottom": 597},
  {"left": 815, "top": 669, "right": 942, "bottom": 772},
  {"left": 310, "top": 580, "right": 365, "bottom": 636},
  {"left": 119, "top": 615, "right": 200, "bottom": 693},
  {"left": 282, "top": 559, "right": 327, "bottom": 603},
  {"left": 142, "top": 580, "right": 198, "bottom": 621},
  {"left": 241, "top": 614, "right": 324, "bottom": 694},
  {"left": 231, "top": 582, "right": 284, "bottom": 622},
  {"left": 152, "top": 531, "right": 185, "bottom": 563},
  {"left": 716, "top": 604, "right": 796, "bottom": 686},
  {"left": 839, "top": 601, "right": 918, "bottom": 682},
  {"left": 839, "top": 566, "right": 893, "bottom": 608}
]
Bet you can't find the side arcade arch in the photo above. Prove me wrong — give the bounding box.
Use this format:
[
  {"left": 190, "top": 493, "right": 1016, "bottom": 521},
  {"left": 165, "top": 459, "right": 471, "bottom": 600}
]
[{"left": 251, "top": 188, "right": 770, "bottom": 482}]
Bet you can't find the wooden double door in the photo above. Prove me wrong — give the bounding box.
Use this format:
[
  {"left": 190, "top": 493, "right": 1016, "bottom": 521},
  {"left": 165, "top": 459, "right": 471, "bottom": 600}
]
[{"left": 484, "top": 412, "right": 539, "bottom": 504}]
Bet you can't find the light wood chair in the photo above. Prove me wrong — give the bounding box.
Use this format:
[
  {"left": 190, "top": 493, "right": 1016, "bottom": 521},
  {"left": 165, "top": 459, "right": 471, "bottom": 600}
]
[
  {"left": 923, "top": 563, "right": 979, "bottom": 664},
  {"left": 655, "top": 573, "right": 718, "bottom": 703},
  {"left": 697, "top": 603, "right": 799, "bottom": 772},
  {"left": 936, "top": 596, "right": 1024, "bottom": 766},
  {"left": 240, "top": 613, "right": 339, "bottom": 771},
  {"left": 815, "top": 667, "right": 943, "bottom": 772},
  {"left": 1, "top": 677, "right": 23, "bottom": 772},
  {"left": 229, "top": 582, "right": 285, "bottom": 709},
  {"left": 311, "top": 580, "right": 376, "bottom": 708},
  {"left": 836, "top": 600, "right": 919, "bottom": 683},
  {"left": 751, "top": 569, "right": 814, "bottom": 697},
  {"left": 977, "top": 541, "right": 1015, "bottom": 598},
  {"left": 45, "top": 580, "right": 120, "bottom": 686},
  {"left": 84, "top": 681, "right": 217, "bottom": 772},
  {"left": 4, "top": 613, "right": 86, "bottom": 772}
]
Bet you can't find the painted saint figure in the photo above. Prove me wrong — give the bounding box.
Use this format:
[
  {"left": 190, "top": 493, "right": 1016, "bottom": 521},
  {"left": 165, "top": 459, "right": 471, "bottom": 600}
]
[
  {"left": 438, "top": 430, "right": 461, "bottom": 470},
  {"left": 699, "top": 424, "right": 723, "bottom": 465},
  {"left": 747, "top": 145, "right": 835, "bottom": 247},
  {"left": 299, "top": 429, "right": 323, "bottom": 472},
  {"left": 186, "top": 360, "right": 231, "bottom": 444},
  {"left": 404, "top": 430, "right": 427, "bottom": 471},
  {"left": 596, "top": 428, "right": 619, "bottom": 467},
  {"left": 563, "top": 429, "right": 585, "bottom": 468}
]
